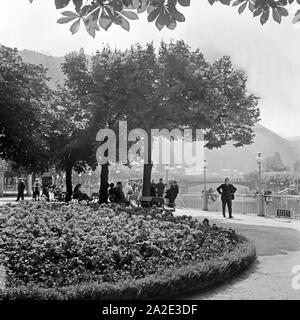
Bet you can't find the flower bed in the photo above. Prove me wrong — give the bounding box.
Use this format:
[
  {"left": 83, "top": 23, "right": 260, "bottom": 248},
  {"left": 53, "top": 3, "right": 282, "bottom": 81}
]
[{"left": 0, "top": 202, "right": 256, "bottom": 300}]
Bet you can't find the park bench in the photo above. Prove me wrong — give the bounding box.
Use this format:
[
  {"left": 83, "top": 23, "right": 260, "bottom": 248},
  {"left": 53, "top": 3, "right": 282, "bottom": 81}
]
[{"left": 138, "top": 196, "right": 175, "bottom": 212}]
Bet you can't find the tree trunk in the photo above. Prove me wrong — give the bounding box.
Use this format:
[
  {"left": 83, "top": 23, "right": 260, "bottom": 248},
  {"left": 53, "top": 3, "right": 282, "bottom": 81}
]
[
  {"left": 142, "top": 134, "right": 153, "bottom": 196},
  {"left": 26, "top": 173, "right": 33, "bottom": 197},
  {"left": 65, "top": 163, "right": 73, "bottom": 202},
  {"left": 99, "top": 163, "right": 109, "bottom": 204},
  {"left": 142, "top": 163, "right": 153, "bottom": 196}
]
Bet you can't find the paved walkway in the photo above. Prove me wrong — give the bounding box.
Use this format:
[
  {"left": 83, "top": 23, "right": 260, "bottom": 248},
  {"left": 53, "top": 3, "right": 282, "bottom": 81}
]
[
  {"left": 0, "top": 197, "right": 31, "bottom": 206},
  {"left": 175, "top": 208, "right": 300, "bottom": 300}
]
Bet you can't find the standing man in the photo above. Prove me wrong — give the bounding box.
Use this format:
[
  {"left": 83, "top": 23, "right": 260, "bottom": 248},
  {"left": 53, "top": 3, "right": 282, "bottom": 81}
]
[
  {"left": 156, "top": 178, "right": 165, "bottom": 198},
  {"left": 150, "top": 179, "right": 157, "bottom": 197},
  {"left": 168, "top": 180, "right": 179, "bottom": 208},
  {"left": 217, "top": 178, "right": 237, "bottom": 219},
  {"left": 16, "top": 178, "right": 26, "bottom": 201},
  {"left": 124, "top": 182, "right": 133, "bottom": 201},
  {"left": 32, "top": 178, "right": 41, "bottom": 201}
]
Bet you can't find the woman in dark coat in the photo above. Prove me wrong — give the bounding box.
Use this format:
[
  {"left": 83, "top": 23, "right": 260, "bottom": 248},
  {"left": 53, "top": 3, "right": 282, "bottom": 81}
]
[
  {"left": 165, "top": 181, "right": 179, "bottom": 208},
  {"left": 169, "top": 181, "right": 179, "bottom": 207}
]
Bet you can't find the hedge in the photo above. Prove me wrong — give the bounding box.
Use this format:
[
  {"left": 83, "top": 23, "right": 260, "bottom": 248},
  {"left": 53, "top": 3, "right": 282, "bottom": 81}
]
[{"left": 0, "top": 236, "right": 256, "bottom": 300}]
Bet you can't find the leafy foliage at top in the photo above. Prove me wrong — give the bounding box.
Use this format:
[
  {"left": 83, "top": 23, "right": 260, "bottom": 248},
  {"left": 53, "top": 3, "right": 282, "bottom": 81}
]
[{"left": 28, "top": 0, "right": 300, "bottom": 37}]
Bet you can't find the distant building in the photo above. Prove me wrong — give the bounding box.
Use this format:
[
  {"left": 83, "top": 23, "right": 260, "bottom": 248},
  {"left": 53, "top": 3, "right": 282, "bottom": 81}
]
[{"left": 0, "top": 159, "right": 31, "bottom": 197}]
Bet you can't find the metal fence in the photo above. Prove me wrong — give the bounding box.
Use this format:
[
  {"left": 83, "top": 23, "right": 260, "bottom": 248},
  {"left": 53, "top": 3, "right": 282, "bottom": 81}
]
[
  {"left": 264, "top": 195, "right": 300, "bottom": 219},
  {"left": 177, "top": 193, "right": 300, "bottom": 219}
]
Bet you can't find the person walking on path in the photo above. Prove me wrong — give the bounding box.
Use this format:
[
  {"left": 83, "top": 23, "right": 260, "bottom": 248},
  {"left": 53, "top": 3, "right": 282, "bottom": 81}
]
[
  {"left": 217, "top": 177, "right": 237, "bottom": 218},
  {"left": 156, "top": 178, "right": 165, "bottom": 197},
  {"left": 16, "top": 178, "right": 26, "bottom": 201}
]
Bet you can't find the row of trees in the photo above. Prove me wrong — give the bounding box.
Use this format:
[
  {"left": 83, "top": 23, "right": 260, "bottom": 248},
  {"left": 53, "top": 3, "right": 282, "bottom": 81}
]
[
  {"left": 0, "top": 40, "right": 260, "bottom": 202},
  {"left": 264, "top": 152, "right": 300, "bottom": 173},
  {"left": 264, "top": 151, "right": 288, "bottom": 172}
]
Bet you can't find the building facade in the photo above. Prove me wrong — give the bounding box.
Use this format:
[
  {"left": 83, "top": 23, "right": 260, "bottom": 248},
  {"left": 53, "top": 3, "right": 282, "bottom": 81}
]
[{"left": 0, "top": 159, "right": 32, "bottom": 197}]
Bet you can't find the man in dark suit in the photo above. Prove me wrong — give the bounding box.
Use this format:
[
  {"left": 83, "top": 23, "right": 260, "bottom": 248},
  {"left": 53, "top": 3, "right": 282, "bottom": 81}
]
[
  {"left": 16, "top": 178, "right": 26, "bottom": 201},
  {"left": 217, "top": 178, "right": 237, "bottom": 218},
  {"left": 150, "top": 180, "right": 157, "bottom": 197},
  {"left": 156, "top": 178, "right": 165, "bottom": 197}
]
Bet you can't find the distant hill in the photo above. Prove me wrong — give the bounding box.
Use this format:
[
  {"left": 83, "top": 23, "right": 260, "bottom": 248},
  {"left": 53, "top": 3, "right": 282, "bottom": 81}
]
[
  {"left": 205, "top": 124, "right": 300, "bottom": 174},
  {"left": 287, "top": 136, "right": 300, "bottom": 141},
  {"left": 288, "top": 139, "right": 300, "bottom": 157},
  {"left": 19, "top": 49, "right": 65, "bottom": 89},
  {"left": 17, "top": 49, "right": 300, "bottom": 175}
]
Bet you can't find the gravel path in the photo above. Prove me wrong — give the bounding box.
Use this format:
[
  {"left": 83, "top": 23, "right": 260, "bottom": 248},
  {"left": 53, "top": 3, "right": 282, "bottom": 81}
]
[{"left": 175, "top": 209, "right": 300, "bottom": 300}]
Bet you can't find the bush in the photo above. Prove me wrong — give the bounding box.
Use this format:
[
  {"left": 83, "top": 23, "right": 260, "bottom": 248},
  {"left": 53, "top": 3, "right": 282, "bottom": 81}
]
[{"left": 0, "top": 201, "right": 256, "bottom": 300}]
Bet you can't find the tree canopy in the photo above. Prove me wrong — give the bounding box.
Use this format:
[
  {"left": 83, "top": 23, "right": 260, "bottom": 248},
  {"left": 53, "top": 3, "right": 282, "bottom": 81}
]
[
  {"left": 47, "top": 50, "right": 96, "bottom": 200},
  {"left": 29, "top": 0, "right": 300, "bottom": 37},
  {"left": 264, "top": 151, "right": 287, "bottom": 172},
  {"left": 0, "top": 46, "right": 53, "bottom": 173},
  {"left": 61, "top": 41, "right": 260, "bottom": 196}
]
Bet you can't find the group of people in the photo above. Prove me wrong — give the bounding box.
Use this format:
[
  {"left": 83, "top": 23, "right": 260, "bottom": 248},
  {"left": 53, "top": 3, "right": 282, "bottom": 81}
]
[
  {"left": 16, "top": 174, "right": 238, "bottom": 218},
  {"left": 108, "top": 182, "right": 131, "bottom": 205},
  {"left": 107, "top": 179, "right": 180, "bottom": 208},
  {"left": 34, "top": 180, "right": 66, "bottom": 202},
  {"left": 16, "top": 176, "right": 180, "bottom": 208},
  {"left": 150, "top": 179, "right": 179, "bottom": 208},
  {"left": 16, "top": 177, "right": 66, "bottom": 202},
  {"left": 17, "top": 177, "right": 44, "bottom": 202}
]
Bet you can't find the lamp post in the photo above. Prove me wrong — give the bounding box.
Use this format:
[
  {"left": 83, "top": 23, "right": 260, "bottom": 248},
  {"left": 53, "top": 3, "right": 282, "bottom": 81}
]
[
  {"left": 256, "top": 152, "right": 265, "bottom": 216},
  {"left": 202, "top": 160, "right": 208, "bottom": 211}
]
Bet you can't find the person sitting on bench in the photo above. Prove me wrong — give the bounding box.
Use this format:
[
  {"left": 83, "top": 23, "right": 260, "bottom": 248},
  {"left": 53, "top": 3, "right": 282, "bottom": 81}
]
[
  {"left": 114, "top": 182, "right": 130, "bottom": 206},
  {"left": 73, "top": 184, "right": 90, "bottom": 202}
]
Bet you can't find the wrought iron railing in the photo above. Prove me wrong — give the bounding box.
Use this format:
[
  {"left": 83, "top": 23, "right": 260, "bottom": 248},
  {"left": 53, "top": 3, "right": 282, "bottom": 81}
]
[
  {"left": 177, "top": 193, "right": 300, "bottom": 219},
  {"left": 264, "top": 195, "right": 300, "bottom": 219}
]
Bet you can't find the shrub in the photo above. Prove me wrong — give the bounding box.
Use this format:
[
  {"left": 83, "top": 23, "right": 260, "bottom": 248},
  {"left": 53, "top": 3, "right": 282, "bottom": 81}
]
[{"left": 0, "top": 201, "right": 256, "bottom": 300}]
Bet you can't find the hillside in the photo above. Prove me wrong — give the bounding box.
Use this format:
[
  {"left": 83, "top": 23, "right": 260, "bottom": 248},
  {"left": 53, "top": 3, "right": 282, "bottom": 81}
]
[
  {"left": 19, "top": 49, "right": 65, "bottom": 89},
  {"left": 289, "top": 139, "right": 300, "bottom": 153},
  {"left": 205, "top": 124, "right": 300, "bottom": 174}
]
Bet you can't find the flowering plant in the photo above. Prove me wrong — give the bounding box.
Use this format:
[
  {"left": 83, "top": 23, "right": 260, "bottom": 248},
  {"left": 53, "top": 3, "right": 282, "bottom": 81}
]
[{"left": 0, "top": 201, "right": 239, "bottom": 289}]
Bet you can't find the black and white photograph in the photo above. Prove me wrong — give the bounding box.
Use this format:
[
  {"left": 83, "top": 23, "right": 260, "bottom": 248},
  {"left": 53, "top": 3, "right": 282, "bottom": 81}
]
[{"left": 0, "top": 0, "right": 300, "bottom": 316}]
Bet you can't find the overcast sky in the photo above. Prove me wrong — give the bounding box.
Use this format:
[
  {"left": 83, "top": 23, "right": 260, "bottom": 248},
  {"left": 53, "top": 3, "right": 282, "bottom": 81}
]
[{"left": 1, "top": 0, "right": 299, "bottom": 138}]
